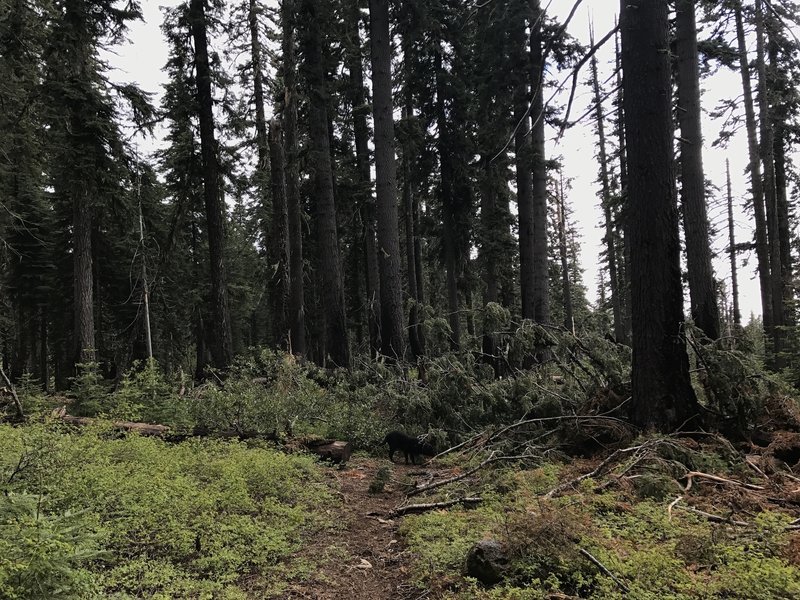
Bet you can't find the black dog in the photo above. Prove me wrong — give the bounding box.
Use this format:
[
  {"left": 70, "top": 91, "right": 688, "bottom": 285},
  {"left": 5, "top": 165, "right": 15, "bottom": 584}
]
[{"left": 383, "top": 431, "right": 436, "bottom": 464}]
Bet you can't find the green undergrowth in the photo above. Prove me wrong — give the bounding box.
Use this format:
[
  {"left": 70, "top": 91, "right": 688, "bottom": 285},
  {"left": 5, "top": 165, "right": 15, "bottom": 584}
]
[
  {"left": 399, "top": 463, "right": 800, "bottom": 599},
  {"left": 0, "top": 423, "right": 331, "bottom": 599}
]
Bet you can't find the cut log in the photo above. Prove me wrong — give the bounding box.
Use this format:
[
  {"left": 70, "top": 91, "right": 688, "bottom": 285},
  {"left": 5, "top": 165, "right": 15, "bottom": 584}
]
[{"left": 303, "top": 439, "right": 352, "bottom": 464}]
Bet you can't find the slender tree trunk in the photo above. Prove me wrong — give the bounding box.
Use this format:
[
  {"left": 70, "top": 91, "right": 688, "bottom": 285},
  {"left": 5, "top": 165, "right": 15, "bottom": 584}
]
[
  {"left": 345, "top": 0, "right": 381, "bottom": 356},
  {"left": 513, "top": 10, "right": 535, "bottom": 322},
  {"left": 39, "top": 308, "right": 48, "bottom": 391},
  {"left": 530, "top": 0, "right": 549, "bottom": 326},
  {"left": 403, "top": 108, "right": 423, "bottom": 358},
  {"left": 590, "top": 45, "right": 624, "bottom": 343},
  {"left": 755, "top": 0, "right": 784, "bottom": 366},
  {"left": 557, "top": 174, "right": 574, "bottom": 333},
  {"left": 676, "top": 0, "right": 719, "bottom": 340},
  {"left": 300, "top": 0, "right": 349, "bottom": 367},
  {"left": 190, "top": 0, "right": 233, "bottom": 369},
  {"left": 268, "top": 119, "right": 291, "bottom": 346},
  {"left": 250, "top": 0, "right": 288, "bottom": 347},
  {"left": 282, "top": 0, "right": 306, "bottom": 356},
  {"left": 436, "top": 51, "right": 461, "bottom": 349},
  {"left": 191, "top": 219, "right": 209, "bottom": 379},
  {"left": 726, "top": 160, "right": 741, "bottom": 327},
  {"left": 368, "top": 0, "right": 406, "bottom": 359},
  {"left": 734, "top": 4, "right": 773, "bottom": 333},
  {"left": 615, "top": 29, "right": 632, "bottom": 343},
  {"left": 620, "top": 0, "right": 699, "bottom": 431},
  {"left": 480, "top": 155, "right": 500, "bottom": 362}
]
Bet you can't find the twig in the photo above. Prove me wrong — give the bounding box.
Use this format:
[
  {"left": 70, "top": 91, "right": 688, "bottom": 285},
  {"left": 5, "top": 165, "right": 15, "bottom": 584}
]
[
  {"left": 579, "top": 548, "right": 629, "bottom": 593},
  {"left": 388, "top": 497, "right": 483, "bottom": 518},
  {"left": 0, "top": 363, "right": 24, "bottom": 420},
  {"left": 667, "top": 495, "right": 684, "bottom": 519}
]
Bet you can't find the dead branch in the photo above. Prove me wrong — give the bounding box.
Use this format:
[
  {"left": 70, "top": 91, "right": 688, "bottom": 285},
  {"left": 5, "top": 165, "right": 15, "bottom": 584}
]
[
  {"left": 674, "top": 503, "right": 750, "bottom": 527},
  {"left": 388, "top": 497, "right": 483, "bottom": 518},
  {"left": 57, "top": 414, "right": 170, "bottom": 436},
  {"left": 682, "top": 471, "right": 765, "bottom": 492},
  {"left": 579, "top": 547, "right": 629, "bottom": 593},
  {"left": 408, "top": 453, "right": 536, "bottom": 498},
  {"left": 0, "top": 363, "right": 24, "bottom": 420},
  {"left": 543, "top": 443, "right": 646, "bottom": 499}
]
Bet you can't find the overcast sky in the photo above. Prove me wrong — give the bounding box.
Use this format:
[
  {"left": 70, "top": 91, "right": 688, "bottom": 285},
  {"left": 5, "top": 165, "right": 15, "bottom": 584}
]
[{"left": 110, "top": 0, "right": 794, "bottom": 322}]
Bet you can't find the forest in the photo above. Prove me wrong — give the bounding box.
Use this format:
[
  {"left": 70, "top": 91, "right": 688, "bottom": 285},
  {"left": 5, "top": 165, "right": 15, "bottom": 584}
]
[{"left": 2, "top": 0, "right": 800, "bottom": 598}]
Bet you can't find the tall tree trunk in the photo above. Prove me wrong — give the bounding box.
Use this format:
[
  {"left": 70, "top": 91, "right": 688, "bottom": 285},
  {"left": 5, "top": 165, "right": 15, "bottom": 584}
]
[
  {"left": 300, "top": 0, "right": 350, "bottom": 367},
  {"left": 755, "top": 0, "right": 784, "bottom": 366},
  {"left": 282, "top": 0, "right": 306, "bottom": 356},
  {"left": 402, "top": 108, "right": 424, "bottom": 358},
  {"left": 73, "top": 194, "right": 95, "bottom": 365},
  {"left": 39, "top": 308, "right": 48, "bottom": 391},
  {"left": 675, "top": 0, "right": 719, "bottom": 340},
  {"left": 480, "top": 154, "right": 500, "bottom": 362},
  {"left": 590, "top": 44, "right": 624, "bottom": 343},
  {"left": 726, "top": 160, "right": 741, "bottom": 328},
  {"left": 190, "top": 0, "right": 233, "bottom": 369},
  {"left": 368, "top": 0, "right": 406, "bottom": 359},
  {"left": 436, "top": 51, "right": 461, "bottom": 349},
  {"left": 268, "top": 119, "right": 291, "bottom": 347},
  {"left": 557, "top": 173, "right": 574, "bottom": 333},
  {"left": 345, "top": 0, "right": 381, "bottom": 356},
  {"left": 734, "top": 4, "right": 773, "bottom": 334},
  {"left": 615, "top": 31, "right": 633, "bottom": 342},
  {"left": 620, "top": 0, "right": 699, "bottom": 431},
  {"left": 530, "top": 0, "right": 549, "bottom": 326},
  {"left": 513, "top": 10, "right": 535, "bottom": 322},
  {"left": 250, "top": 0, "right": 288, "bottom": 347}
]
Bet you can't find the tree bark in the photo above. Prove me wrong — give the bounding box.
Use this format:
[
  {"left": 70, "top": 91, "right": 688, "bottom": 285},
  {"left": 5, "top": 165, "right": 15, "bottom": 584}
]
[
  {"left": 368, "top": 0, "right": 406, "bottom": 359},
  {"left": 281, "top": 0, "right": 306, "bottom": 357},
  {"left": 300, "top": 0, "right": 349, "bottom": 367},
  {"left": 190, "top": 0, "right": 233, "bottom": 369},
  {"left": 620, "top": 0, "right": 699, "bottom": 430},
  {"left": 73, "top": 193, "right": 95, "bottom": 365},
  {"left": 557, "top": 173, "right": 574, "bottom": 333},
  {"left": 675, "top": 0, "right": 719, "bottom": 340}
]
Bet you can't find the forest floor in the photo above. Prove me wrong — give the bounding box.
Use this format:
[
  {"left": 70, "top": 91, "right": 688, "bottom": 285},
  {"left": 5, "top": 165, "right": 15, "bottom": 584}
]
[{"left": 286, "top": 456, "right": 453, "bottom": 599}]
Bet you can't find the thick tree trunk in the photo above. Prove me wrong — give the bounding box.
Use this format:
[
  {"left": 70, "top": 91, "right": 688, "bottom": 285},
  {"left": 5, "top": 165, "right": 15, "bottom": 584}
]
[
  {"left": 734, "top": 4, "right": 773, "bottom": 333},
  {"left": 368, "top": 0, "right": 406, "bottom": 359},
  {"left": 530, "top": 0, "right": 549, "bottom": 326},
  {"left": 726, "top": 160, "right": 741, "bottom": 328},
  {"left": 345, "top": 0, "right": 381, "bottom": 356},
  {"left": 300, "top": 0, "right": 350, "bottom": 367},
  {"left": 675, "top": 0, "right": 719, "bottom": 340},
  {"left": 620, "top": 0, "right": 699, "bottom": 431},
  {"left": 590, "top": 49, "right": 624, "bottom": 343},
  {"left": 402, "top": 106, "right": 424, "bottom": 358},
  {"left": 190, "top": 0, "right": 233, "bottom": 369},
  {"left": 282, "top": 0, "right": 306, "bottom": 357},
  {"left": 73, "top": 194, "right": 95, "bottom": 365},
  {"left": 615, "top": 30, "right": 632, "bottom": 344},
  {"left": 268, "top": 119, "right": 291, "bottom": 347}
]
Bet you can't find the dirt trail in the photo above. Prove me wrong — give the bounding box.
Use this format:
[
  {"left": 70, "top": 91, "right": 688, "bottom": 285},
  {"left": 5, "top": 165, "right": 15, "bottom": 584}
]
[{"left": 286, "top": 457, "right": 445, "bottom": 600}]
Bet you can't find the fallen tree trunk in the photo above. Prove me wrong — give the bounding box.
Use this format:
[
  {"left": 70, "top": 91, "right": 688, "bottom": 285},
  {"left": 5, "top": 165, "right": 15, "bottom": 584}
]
[
  {"left": 302, "top": 439, "right": 352, "bottom": 464},
  {"left": 54, "top": 411, "right": 170, "bottom": 436}
]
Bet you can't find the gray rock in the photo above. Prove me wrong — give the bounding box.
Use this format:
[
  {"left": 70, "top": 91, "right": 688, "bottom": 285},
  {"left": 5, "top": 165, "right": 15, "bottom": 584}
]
[{"left": 464, "top": 539, "right": 509, "bottom": 585}]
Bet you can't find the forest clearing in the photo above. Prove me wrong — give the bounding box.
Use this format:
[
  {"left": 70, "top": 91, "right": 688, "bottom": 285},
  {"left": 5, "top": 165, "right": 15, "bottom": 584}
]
[{"left": 2, "top": 0, "right": 800, "bottom": 597}]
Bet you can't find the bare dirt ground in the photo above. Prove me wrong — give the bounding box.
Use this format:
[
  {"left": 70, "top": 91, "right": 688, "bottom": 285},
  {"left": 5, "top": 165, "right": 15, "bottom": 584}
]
[{"left": 285, "top": 457, "right": 450, "bottom": 600}]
